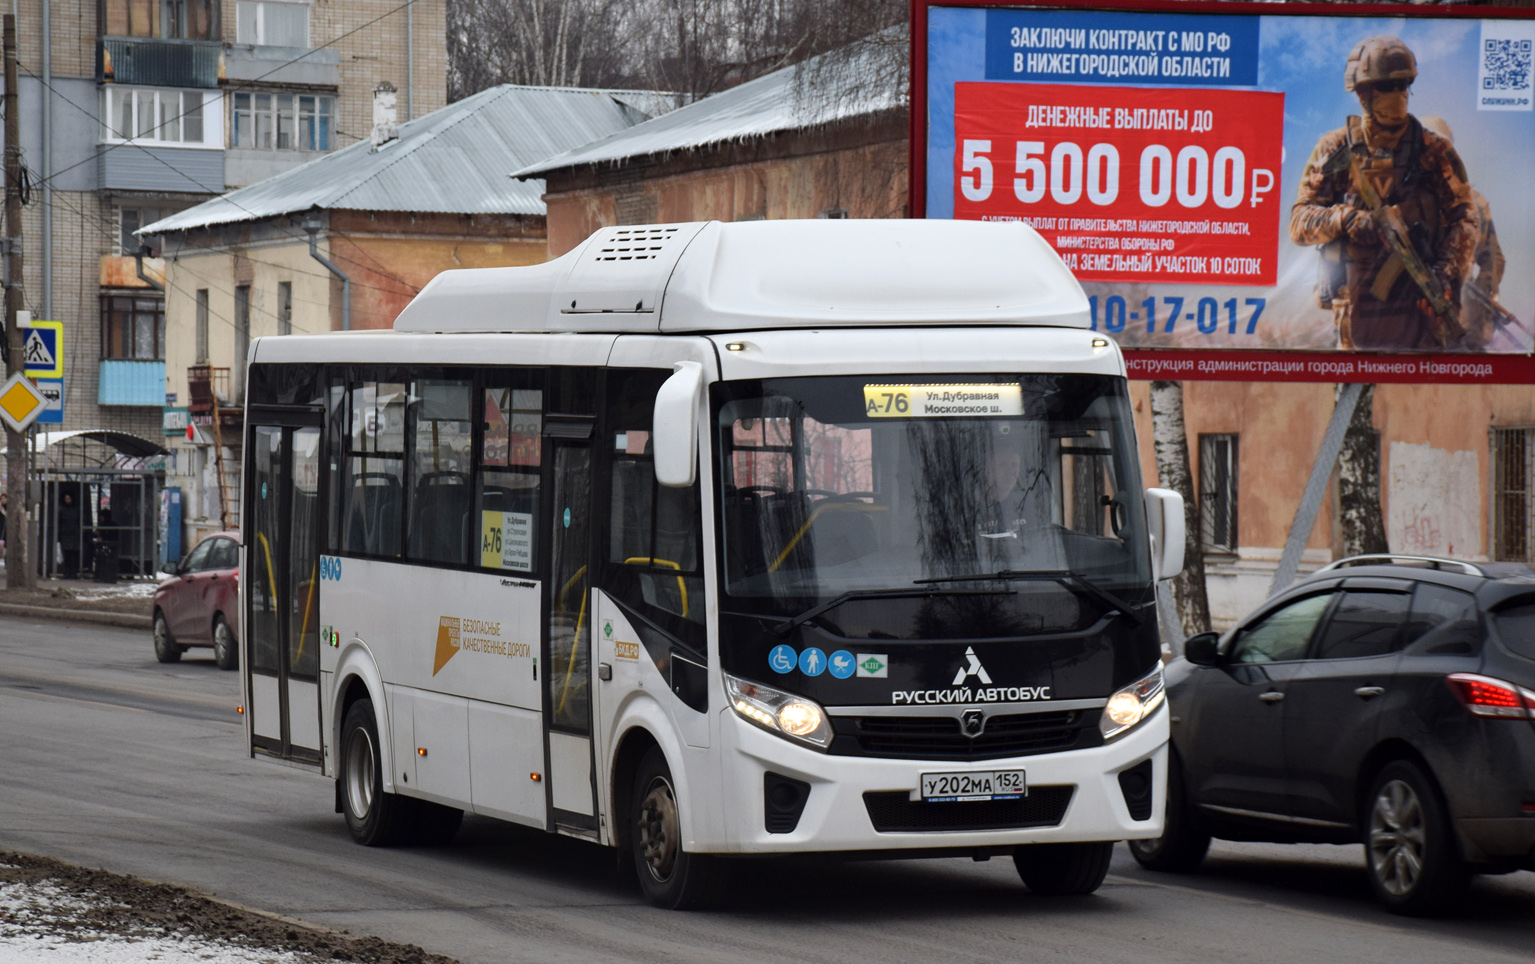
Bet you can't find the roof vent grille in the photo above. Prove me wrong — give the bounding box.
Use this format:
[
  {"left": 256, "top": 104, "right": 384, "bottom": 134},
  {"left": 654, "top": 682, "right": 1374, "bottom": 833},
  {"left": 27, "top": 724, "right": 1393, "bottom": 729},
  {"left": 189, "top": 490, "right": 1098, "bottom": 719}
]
[{"left": 593, "top": 226, "right": 681, "bottom": 262}]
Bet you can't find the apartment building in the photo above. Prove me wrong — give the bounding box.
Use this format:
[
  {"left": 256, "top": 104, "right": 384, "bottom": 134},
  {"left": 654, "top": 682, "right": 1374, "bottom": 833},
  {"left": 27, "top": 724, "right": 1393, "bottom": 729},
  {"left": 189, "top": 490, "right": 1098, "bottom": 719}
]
[{"left": 14, "top": 0, "right": 445, "bottom": 458}]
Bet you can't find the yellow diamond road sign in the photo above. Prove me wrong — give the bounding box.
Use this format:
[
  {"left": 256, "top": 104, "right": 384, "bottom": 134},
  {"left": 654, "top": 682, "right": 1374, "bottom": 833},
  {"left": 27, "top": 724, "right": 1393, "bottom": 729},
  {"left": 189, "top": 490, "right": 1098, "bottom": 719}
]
[{"left": 0, "top": 372, "right": 48, "bottom": 433}]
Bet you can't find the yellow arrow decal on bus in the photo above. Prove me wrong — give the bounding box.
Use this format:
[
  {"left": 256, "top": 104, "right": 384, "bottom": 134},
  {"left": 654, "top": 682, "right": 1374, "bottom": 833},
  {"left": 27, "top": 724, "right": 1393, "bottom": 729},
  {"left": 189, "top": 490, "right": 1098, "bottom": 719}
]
[{"left": 433, "top": 616, "right": 461, "bottom": 675}]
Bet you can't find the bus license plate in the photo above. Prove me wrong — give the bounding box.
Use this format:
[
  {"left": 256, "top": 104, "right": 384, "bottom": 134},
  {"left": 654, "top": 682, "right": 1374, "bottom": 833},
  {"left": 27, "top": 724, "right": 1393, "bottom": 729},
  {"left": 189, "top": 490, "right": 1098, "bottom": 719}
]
[{"left": 919, "top": 769, "right": 1027, "bottom": 802}]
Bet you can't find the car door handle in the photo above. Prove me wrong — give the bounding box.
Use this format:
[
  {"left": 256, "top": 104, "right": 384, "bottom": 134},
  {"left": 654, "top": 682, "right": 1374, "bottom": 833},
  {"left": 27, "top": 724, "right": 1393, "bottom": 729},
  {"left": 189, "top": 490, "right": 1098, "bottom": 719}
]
[
  {"left": 1258, "top": 691, "right": 1285, "bottom": 703},
  {"left": 1354, "top": 686, "right": 1385, "bottom": 699}
]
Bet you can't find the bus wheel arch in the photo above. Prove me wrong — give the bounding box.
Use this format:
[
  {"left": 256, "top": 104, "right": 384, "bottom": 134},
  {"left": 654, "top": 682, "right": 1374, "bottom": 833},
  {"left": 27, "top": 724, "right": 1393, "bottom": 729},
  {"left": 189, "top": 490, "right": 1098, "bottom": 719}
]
[{"left": 611, "top": 725, "right": 663, "bottom": 866}]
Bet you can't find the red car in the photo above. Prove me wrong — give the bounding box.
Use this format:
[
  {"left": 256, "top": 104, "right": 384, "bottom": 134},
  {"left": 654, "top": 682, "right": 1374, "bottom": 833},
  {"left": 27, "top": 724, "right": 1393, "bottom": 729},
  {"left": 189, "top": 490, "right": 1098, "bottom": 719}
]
[{"left": 153, "top": 530, "right": 240, "bottom": 670}]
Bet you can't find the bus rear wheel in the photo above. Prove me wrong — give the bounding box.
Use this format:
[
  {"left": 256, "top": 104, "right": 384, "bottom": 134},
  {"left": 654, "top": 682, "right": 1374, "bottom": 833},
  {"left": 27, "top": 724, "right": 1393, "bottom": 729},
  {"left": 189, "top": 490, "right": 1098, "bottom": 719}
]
[
  {"left": 340, "top": 699, "right": 415, "bottom": 847},
  {"left": 1014, "top": 841, "right": 1114, "bottom": 896},
  {"left": 630, "top": 748, "right": 721, "bottom": 909}
]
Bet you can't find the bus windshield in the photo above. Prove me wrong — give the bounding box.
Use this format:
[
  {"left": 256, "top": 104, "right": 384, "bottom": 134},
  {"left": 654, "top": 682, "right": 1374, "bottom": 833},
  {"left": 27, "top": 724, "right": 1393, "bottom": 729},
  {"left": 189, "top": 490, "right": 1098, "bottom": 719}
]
[{"left": 714, "top": 374, "right": 1151, "bottom": 618}]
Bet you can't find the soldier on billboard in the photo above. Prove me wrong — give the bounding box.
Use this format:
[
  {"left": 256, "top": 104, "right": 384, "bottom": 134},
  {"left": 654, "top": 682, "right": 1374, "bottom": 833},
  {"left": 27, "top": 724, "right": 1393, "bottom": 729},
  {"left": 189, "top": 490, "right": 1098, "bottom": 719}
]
[
  {"left": 1290, "top": 36, "right": 1477, "bottom": 351},
  {"left": 1420, "top": 115, "right": 1523, "bottom": 350}
]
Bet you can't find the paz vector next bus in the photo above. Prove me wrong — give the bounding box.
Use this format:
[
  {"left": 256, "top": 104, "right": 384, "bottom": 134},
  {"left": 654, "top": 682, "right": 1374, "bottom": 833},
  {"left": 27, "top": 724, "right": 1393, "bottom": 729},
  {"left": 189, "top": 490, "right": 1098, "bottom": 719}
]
[{"left": 239, "top": 219, "right": 1185, "bottom": 908}]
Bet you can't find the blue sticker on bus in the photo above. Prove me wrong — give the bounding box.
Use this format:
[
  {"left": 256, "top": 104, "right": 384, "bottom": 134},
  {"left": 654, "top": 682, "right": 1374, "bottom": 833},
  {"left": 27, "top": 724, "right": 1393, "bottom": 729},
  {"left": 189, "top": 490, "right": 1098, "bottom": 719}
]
[
  {"left": 769, "top": 644, "right": 796, "bottom": 674},
  {"left": 563, "top": 508, "right": 571, "bottom": 528},
  {"left": 828, "top": 650, "right": 855, "bottom": 679},
  {"left": 799, "top": 647, "right": 827, "bottom": 677}
]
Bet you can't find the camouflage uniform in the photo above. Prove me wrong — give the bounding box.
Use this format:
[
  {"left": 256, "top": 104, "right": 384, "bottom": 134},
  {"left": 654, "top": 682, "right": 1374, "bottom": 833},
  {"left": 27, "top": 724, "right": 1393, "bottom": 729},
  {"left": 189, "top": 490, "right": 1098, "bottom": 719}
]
[
  {"left": 1460, "top": 188, "right": 1506, "bottom": 350},
  {"left": 1289, "top": 37, "right": 1477, "bottom": 351}
]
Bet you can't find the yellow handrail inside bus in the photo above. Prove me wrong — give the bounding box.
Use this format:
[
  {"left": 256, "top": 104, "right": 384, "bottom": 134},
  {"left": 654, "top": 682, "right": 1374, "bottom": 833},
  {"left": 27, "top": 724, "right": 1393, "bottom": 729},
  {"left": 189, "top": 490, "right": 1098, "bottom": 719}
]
[
  {"left": 556, "top": 572, "right": 588, "bottom": 715},
  {"left": 257, "top": 531, "right": 277, "bottom": 613},
  {"left": 295, "top": 559, "right": 317, "bottom": 664},
  {"left": 621, "top": 557, "right": 688, "bottom": 617}
]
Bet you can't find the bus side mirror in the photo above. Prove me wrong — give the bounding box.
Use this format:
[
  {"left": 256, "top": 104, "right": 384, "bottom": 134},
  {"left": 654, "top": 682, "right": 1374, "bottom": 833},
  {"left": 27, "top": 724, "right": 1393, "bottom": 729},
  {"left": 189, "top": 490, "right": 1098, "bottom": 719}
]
[
  {"left": 654, "top": 361, "right": 703, "bottom": 488},
  {"left": 1144, "top": 487, "right": 1185, "bottom": 581}
]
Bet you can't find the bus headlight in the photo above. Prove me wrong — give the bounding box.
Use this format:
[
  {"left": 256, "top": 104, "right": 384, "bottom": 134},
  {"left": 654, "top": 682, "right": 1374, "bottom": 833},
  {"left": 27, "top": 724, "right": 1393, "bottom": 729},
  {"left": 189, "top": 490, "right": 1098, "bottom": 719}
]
[
  {"left": 1099, "top": 664, "right": 1166, "bottom": 741},
  {"left": 724, "top": 673, "right": 833, "bottom": 750}
]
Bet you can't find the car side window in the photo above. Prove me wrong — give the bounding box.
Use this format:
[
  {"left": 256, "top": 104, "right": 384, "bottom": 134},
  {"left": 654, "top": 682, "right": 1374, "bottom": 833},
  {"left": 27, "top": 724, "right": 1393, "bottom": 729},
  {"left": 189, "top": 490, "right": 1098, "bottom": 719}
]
[
  {"left": 208, "top": 538, "right": 239, "bottom": 570},
  {"left": 182, "top": 540, "right": 213, "bottom": 572},
  {"left": 1404, "top": 584, "right": 1481, "bottom": 654},
  {"left": 1230, "top": 593, "right": 1332, "bottom": 664},
  {"left": 1492, "top": 601, "right": 1535, "bottom": 661},
  {"left": 1311, "top": 590, "right": 1410, "bottom": 660}
]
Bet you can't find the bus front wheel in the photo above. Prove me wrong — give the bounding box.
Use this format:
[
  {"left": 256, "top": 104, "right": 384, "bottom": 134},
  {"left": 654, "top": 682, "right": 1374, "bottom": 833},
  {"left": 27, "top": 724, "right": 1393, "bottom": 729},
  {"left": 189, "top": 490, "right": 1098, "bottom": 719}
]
[
  {"left": 340, "top": 699, "right": 415, "bottom": 847},
  {"left": 1014, "top": 841, "right": 1114, "bottom": 896},
  {"left": 630, "top": 748, "right": 721, "bottom": 910}
]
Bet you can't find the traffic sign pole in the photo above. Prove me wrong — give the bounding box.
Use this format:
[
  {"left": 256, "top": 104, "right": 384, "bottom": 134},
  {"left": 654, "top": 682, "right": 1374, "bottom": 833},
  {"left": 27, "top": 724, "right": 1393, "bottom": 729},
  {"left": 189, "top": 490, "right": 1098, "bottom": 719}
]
[{"left": 3, "top": 15, "right": 32, "bottom": 589}]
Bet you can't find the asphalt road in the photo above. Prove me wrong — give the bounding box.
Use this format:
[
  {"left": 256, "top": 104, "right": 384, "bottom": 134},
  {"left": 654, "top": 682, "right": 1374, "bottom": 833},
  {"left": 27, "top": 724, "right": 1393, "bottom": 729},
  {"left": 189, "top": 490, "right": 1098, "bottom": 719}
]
[{"left": 2, "top": 615, "right": 1532, "bottom": 964}]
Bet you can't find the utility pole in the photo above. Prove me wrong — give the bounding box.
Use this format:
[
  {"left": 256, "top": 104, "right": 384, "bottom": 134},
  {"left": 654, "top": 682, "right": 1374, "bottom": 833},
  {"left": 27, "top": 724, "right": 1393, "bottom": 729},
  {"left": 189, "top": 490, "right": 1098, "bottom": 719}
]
[{"left": 4, "top": 14, "right": 33, "bottom": 591}]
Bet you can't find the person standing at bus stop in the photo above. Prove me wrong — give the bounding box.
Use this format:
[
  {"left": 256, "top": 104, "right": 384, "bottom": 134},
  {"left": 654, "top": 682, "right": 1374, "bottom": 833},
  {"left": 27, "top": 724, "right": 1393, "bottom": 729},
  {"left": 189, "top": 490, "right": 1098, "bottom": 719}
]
[
  {"left": 58, "top": 490, "right": 82, "bottom": 579},
  {"left": 1289, "top": 35, "right": 1476, "bottom": 351}
]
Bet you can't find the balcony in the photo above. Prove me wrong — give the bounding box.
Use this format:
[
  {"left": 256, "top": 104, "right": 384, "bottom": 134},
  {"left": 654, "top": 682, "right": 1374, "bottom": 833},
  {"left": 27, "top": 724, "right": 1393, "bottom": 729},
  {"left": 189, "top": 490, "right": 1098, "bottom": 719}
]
[
  {"left": 99, "top": 37, "right": 223, "bottom": 88},
  {"left": 187, "top": 365, "right": 241, "bottom": 426},
  {"left": 98, "top": 360, "right": 166, "bottom": 407}
]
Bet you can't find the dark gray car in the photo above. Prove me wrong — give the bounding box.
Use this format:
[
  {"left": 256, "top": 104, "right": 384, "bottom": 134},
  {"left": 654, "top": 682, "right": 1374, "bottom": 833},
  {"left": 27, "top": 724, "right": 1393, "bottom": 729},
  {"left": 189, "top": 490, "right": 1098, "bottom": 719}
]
[{"left": 1132, "top": 555, "right": 1535, "bottom": 915}]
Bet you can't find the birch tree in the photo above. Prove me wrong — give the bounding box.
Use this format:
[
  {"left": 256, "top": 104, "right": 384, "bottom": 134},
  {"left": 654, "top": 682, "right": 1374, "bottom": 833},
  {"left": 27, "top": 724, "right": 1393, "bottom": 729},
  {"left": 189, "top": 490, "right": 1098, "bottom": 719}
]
[
  {"left": 1149, "top": 380, "right": 1211, "bottom": 638},
  {"left": 1337, "top": 383, "right": 1388, "bottom": 557}
]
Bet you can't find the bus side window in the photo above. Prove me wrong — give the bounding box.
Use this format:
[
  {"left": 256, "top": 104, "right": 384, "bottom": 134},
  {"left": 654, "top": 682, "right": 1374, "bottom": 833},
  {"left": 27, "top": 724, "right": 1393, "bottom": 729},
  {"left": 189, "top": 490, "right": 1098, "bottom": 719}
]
[
  {"left": 478, "top": 376, "right": 542, "bottom": 573},
  {"left": 341, "top": 380, "right": 406, "bottom": 558},
  {"left": 604, "top": 370, "right": 705, "bottom": 636},
  {"left": 406, "top": 378, "right": 473, "bottom": 565}
]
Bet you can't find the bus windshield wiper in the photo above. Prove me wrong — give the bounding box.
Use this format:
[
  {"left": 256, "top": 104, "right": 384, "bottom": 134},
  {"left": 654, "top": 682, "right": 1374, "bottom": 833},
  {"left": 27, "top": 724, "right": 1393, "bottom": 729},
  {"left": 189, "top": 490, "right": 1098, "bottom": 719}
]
[
  {"left": 769, "top": 586, "right": 1015, "bottom": 637},
  {"left": 912, "top": 570, "right": 1146, "bottom": 626}
]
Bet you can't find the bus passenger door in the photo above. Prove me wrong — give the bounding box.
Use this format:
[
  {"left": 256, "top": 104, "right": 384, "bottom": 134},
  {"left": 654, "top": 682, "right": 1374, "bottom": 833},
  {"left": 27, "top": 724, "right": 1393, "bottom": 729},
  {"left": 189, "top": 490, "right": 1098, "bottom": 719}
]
[
  {"left": 546, "top": 436, "right": 598, "bottom": 831},
  {"left": 246, "top": 418, "right": 324, "bottom": 767}
]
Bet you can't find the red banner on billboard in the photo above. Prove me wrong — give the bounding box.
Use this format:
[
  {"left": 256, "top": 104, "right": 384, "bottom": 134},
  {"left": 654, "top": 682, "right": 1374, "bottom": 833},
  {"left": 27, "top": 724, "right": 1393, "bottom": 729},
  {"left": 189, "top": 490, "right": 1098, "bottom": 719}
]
[{"left": 953, "top": 82, "right": 1285, "bottom": 286}]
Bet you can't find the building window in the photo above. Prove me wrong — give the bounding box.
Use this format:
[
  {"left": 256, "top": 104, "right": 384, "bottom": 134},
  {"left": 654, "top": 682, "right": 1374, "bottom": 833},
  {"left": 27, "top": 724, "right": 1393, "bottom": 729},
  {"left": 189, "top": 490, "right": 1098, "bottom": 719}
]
[
  {"left": 105, "top": 0, "right": 219, "bottom": 40},
  {"left": 1199, "top": 433, "right": 1239, "bottom": 552},
  {"left": 277, "top": 281, "right": 292, "bottom": 335},
  {"left": 103, "top": 88, "right": 211, "bottom": 146},
  {"left": 236, "top": 0, "right": 309, "bottom": 47},
  {"left": 195, "top": 289, "right": 209, "bottom": 363},
  {"left": 232, "top": 92, "right": 332, "bottom": 151},
  {"left": 819, "top": 207, "right": 849, "bottom": 219},
  {"left": 101, "top": 294, "right": 165, "bottom": 360},
  {"left": 120, "top": 207, "right": 168, "bottom": 255},
  {"left": 1493, "top": 427, "right": 1532, "bottom": 562}
]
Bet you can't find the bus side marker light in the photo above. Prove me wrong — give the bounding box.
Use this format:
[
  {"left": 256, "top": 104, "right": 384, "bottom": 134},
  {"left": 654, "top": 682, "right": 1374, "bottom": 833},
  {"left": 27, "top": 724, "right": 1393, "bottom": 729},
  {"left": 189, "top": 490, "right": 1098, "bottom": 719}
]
[
  {"left": 1092, "top": 338, "right": 1110, "bottom": 349},
  {"left": 531, "top": 773, "right": 542, "bottom": 782},
  {"left": 236, "top": 706, "right": 244, "bottom": 715},
  {"left": 418, "top": 747, "right": 428, "bottom": 757}
]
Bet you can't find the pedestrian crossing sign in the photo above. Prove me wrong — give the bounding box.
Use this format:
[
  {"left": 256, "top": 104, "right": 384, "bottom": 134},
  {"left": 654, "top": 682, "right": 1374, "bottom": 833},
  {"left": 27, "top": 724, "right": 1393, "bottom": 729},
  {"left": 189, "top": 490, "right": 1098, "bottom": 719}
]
[{"left": 22, "top": 321, "right": 63, "bottom": 379}]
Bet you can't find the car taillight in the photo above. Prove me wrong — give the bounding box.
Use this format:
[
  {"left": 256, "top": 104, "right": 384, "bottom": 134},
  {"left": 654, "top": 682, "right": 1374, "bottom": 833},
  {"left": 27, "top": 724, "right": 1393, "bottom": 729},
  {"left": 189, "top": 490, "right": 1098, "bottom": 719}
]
[{"left": 1446, "top": 673, "right": 1535, "bottom": 720}]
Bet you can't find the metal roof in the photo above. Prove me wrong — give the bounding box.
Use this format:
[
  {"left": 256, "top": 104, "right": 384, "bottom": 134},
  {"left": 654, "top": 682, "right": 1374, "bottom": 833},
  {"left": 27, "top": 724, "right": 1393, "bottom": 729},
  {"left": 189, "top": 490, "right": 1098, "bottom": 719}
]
[
  {"left": 512, "top": 34, "right": 907, "bottom": 178},
  {"left": 140, "top": 85, "right": 662, "bottom": 235}
]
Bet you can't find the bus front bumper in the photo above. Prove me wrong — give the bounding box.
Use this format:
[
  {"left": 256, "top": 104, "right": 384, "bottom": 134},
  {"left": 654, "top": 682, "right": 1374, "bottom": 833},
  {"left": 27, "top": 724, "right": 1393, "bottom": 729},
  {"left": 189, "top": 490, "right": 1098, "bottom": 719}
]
[{"left": 711, "top": 705, "right": 1168, "bottom": 854}]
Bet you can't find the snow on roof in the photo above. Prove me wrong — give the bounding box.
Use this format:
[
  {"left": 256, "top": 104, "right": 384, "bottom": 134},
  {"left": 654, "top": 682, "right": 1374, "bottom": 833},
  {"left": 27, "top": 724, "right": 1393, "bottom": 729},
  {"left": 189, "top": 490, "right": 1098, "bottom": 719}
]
[
  {"left": 139, "top": 85, "right": 664, "bottom": 236},
  {"left": 511, "top": 32, "right": 907, "bottom": 178}
]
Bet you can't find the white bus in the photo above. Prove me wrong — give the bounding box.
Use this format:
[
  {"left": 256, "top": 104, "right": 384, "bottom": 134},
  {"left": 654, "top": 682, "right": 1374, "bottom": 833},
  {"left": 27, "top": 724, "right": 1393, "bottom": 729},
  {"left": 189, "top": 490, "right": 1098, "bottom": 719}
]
[{"left": 240, "top": 219, "right": 1184, "bottom": 908}]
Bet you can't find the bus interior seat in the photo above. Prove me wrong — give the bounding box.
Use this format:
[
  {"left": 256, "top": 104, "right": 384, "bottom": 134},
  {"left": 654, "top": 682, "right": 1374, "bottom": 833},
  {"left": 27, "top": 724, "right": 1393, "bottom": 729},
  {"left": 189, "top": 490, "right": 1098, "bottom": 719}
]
[
  {"left": 806, "top": 503, "right": 880, "bottom": 566},
  {"left": 345, "top": 472, "right": 402, "bottom": 557},
  {"left": 410, "top": 471, "right": 471, "bottom": 562}
]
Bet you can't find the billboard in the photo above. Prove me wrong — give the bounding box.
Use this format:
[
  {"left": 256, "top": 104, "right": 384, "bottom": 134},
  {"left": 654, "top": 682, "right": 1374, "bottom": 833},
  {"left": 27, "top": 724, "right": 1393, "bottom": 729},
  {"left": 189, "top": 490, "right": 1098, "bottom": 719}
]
[{"left": 914, "top": 1, "right": 1535, "bottom": 381}]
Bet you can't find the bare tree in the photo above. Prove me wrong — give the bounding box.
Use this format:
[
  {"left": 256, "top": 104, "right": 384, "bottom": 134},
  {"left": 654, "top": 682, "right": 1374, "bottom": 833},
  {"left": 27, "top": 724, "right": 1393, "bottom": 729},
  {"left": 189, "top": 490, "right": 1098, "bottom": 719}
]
[
  {"left": 1337, "top": 383, "right": 1388, "bottom": 557},
  {"left": 1150, "top": 380, "right": 1211, "bottom": 638},
  {"left": 448, "top": 0, "right": 907, "bottom": 103}
]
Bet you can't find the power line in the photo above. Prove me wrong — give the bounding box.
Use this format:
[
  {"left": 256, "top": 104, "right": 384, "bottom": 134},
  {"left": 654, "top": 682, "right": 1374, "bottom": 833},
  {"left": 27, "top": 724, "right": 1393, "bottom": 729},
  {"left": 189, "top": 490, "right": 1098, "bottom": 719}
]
[
  {"left": 24, "top": 0, "right": 423, "bottom": 193},
  {"left": 23, "top": 63, "right": 424, "bottom": 296}
]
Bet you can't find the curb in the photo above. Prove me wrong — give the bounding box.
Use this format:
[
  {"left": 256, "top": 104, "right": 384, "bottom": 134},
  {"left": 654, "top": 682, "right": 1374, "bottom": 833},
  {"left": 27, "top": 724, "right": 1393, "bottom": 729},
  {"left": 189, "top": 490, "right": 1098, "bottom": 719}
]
[{"left": 0, "top": 604, "right": 151, "bottom": 630}]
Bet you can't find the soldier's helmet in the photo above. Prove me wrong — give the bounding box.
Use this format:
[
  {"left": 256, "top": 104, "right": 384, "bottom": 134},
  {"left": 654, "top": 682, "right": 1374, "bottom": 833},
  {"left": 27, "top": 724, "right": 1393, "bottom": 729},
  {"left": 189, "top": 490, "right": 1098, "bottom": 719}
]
[
  {"left": 1421, "top": 115, "right": 1454, "bottom": 144},
  {"left": 1344, "top": 35, "right": 1418, "bottom": 92}
]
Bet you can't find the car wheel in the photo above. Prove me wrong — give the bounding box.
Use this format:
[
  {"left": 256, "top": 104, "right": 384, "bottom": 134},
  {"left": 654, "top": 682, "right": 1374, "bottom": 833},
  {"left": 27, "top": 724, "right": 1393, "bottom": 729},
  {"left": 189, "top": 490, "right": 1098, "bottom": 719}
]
[
  {"left": 1014, "top": 841, "right": 1115, "bottom": 896},
  {"left": 1365, "top": 760, "right": 1468, "bottom": 915},
  {"left": 340, "top": 699, "right": 417, "bottom": 847},
  {"left": 212, "top": 616, "right": 238, "bottom": 671},
  {"left": 631, "top": 747, "right": 722, "bottom": 909},
  {"left": 1128, "top": 753, "right": 1211, "bottom": 872},
  {"left": 153, "top": 611, "right": 182, "bottom": 664}
]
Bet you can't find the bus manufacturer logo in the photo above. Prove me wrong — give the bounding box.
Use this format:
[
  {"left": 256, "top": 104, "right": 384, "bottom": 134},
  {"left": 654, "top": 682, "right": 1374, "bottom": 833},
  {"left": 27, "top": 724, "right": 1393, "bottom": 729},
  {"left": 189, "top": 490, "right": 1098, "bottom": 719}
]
[
  {"left": 952, "top": 647, "right": 992, "bottom": 686},
  {"left": 961, "top": 709, "right": 986, "bottom": 737}
]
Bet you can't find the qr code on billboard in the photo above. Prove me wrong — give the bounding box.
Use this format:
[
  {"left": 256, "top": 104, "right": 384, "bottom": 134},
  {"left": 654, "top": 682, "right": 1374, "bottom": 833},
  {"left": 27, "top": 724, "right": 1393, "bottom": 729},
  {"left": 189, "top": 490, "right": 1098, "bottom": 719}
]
[{"left": 1483, "top": 38, "right": 1533, "bottom": 91}]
